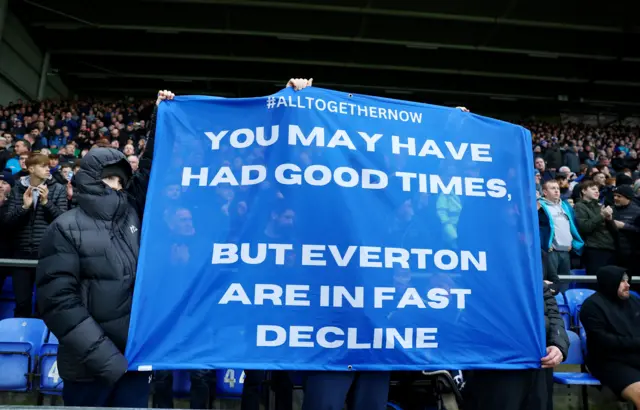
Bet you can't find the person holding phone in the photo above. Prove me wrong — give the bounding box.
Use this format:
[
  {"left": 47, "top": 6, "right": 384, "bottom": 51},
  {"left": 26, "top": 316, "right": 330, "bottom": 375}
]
[{"left": 2, "top": 153, "right": 67, "bottom": 317}]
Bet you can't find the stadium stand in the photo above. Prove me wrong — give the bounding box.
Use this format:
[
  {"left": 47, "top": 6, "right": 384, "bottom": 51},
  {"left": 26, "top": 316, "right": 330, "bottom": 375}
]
[{"left": 1, "top": 0, "right": 639, "bottom": 407}]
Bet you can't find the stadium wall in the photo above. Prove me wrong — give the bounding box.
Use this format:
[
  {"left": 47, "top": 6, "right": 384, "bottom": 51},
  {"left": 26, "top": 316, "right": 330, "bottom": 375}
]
[{"left": 0, "top": 7, "right": 69, "bottom": 105}]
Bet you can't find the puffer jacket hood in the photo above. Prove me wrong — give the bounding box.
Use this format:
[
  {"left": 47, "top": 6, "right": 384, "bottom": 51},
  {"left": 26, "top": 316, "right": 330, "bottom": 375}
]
[
  {"left": 75, "top": 148, "right": 132, "bottom": 220},
  {"left": 596, "top": 265, "right": 628, "bottom": 301}
]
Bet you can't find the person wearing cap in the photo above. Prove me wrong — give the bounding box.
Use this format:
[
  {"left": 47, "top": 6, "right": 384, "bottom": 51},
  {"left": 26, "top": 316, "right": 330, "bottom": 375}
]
[
  {"left": 580, "top": 266, "right": 640, "bottom": 407},
  {"left": 612, "top": 185, "right": 640, "bottom": 277},
  {"left": 34, "top": 90, "right": 176, "bottom": 408}
]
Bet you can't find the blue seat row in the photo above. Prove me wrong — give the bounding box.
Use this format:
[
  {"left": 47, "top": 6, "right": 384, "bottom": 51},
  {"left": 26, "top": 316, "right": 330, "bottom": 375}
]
[{"left": 0, "top": 318, "right": 247, "bottom": 398}]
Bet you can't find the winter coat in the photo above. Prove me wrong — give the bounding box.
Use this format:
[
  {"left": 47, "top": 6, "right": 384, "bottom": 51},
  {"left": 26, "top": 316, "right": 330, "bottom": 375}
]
[
  {"left": 35, "top": 108, "right": 156, "bottom": 384},
  {"left": 581, "top": 266, "right": 640, "bottom": 369},
  {"left": 544, "top": 284, "right": 570, "bottom": 360},
  {"left": 574, "top": 199, "right": 616, "bottom": 251},
  {"left": 2, "top": 175, "right": 68, "bottom": 254},
  {"left": 612, "top": 202, "right": 640, "bottom": 257}
]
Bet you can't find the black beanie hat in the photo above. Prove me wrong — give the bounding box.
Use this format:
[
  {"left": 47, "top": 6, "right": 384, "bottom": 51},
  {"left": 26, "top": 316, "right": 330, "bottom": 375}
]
[
  {"left": 101, "top": 160, "right": 131, "bottom": 187},
  {"left": 0, "top": 169, "right": 15, "bottom": 187},
  {"left": 614, "top": 184, "right": 634, "bottom": 200}
]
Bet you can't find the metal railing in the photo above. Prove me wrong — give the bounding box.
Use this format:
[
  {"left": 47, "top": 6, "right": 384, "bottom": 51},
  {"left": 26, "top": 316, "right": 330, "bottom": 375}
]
[
  {"left": 0, "top": 258, "right": 38, "bottom": 268},
  {"left": 0, "top": 258, "right": 632, "bottom": 283}
]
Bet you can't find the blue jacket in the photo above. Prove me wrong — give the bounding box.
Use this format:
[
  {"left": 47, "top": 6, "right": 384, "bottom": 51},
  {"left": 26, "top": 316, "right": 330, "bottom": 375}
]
[
  {"left": 538, "top": 199, "right": 584, "bottom": 255},
  {"left": 5, "top": 157, "right": 20, "bottom": 174}
]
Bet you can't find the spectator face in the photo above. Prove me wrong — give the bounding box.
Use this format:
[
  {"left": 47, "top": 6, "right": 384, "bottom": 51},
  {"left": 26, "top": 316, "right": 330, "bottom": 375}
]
[
  {"left": 542, "top": 181, "right": 560, "bottom": 202},
  {"left": 582, "top": 185, "right": 600, "bottom": 201},
  {"left": 123, "top": 144, "right": 135, "bottom": 156},
  {"left": 0, "top": 180, "right": 10, "bottom": 197},
  {"left": 3, "top": 133, "right": 12, "bottom": 145},
  {"left": 61, "top": 166, "right": 73, "bottom": 181},
  {"left": 102, "top": 174, "right": 123, "bottom": 190},
  {"left": 111, "top": 140, "right": 120, "bottom": 149},
  {"left": 28, "top": 161, "right": 50, "bottom": 180},
  {"left": 30, "top": 128, "right": 40, "bottom": 138},
  {"left": 49, "top": 157, "right": 59, "bottom": 168},
  {"left": 111, "top": 129, "right": 119, "bottom": 139},
  {"left": 559, "top": 166, "right": 570, "bottom": 174},
  {"left": 15, "top": 141, "right": 29, "bottom": 155},
  {"left": 593, "top": 173, "right": 606, "bottom": 186},
  {"left": 614, "top": 193, "right": 631, "bottom": 207},
  {"left": 557, "top": 177, "right": 569, "bottom": 189},
  {"left": 618, "top": 273, "right": 631, "bottom": 300},
  {"left": 54, "top": 128, "right": 62, "bottom": 136},
  {"left": 63, "top": 131, "right": 71, "bottom": 140},
  {"left": 128, "top": 155, "right": 139, "bottom": 171},
  {"left": 18, "top": 154, "right": 29, "bottom": 170},
  {"left": 66, "top": 144, "right": 75, "bottom": 156},
  {"left": 534, "top": 157, "right": 545, "bottom": 172},
  {"left": 173, "top": 208, "right": 195, "bottom": 236}
]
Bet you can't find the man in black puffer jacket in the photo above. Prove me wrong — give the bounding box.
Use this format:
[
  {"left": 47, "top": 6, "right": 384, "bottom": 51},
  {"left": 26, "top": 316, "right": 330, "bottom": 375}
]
[
  {"left": 35, "top": 90, "right": 175, "bottom": 408},
  {"left": 2, "top": 153, "right": 67, "bottom": 317}
]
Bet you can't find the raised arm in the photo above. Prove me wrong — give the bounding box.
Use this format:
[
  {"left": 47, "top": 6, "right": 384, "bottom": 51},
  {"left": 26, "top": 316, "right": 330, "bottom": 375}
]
[{"left": 126, "top": 90, "right": 175, "bottom": 219}]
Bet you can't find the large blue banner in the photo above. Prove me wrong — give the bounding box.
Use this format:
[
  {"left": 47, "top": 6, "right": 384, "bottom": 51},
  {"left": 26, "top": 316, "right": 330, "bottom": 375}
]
[{"left": 125, "top": 87, "right": 545, "bottom": 371}]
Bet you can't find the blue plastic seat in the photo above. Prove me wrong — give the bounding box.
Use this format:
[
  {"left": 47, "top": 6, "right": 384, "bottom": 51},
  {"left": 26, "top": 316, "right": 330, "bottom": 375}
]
[
  {"left": 554, "top": 293, "right": 571, "bottom": 329},
  {"left": 0, "top": 318, "right": 48, "bottom": 391},
  {"left": 554, "top": 331, "right": 600, "bottom": 386},
  {"left": 39, "top": 332, "right": 63, "bottom": 394},
  {"left": 216, "top": 368, "right": 245, "bottom": 397},
  {"left": 564, "top": 288, "right": 595, "bottom": 327}
]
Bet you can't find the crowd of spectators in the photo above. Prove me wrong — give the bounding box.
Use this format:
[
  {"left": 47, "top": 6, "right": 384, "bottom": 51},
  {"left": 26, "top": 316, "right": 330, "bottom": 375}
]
[
  {"left": 0, "top": 91, "right": 639, "bottom": 409},
  {"left": 532, "top": 121, "right": 640, "bottom": 282},
  {"left": 0, "top": 98, "right": 155, "bottom": 318},
  {"left": 533, "top": 121, "right": 640, "bottom": 406}
]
